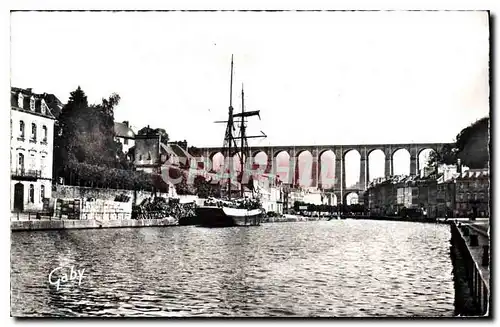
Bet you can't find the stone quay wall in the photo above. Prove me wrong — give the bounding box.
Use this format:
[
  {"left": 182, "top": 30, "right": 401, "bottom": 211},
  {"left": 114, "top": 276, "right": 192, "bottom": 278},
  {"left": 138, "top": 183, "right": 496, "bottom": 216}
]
[{"left": 11, "top": 217, "right": 177, "bottom": 232}]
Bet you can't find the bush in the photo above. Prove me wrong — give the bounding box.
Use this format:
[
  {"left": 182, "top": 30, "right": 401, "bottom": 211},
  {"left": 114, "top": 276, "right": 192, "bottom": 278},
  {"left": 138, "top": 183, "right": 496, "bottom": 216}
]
[{"left": 64, "top": 161, "right": 168, "bottom": 192}]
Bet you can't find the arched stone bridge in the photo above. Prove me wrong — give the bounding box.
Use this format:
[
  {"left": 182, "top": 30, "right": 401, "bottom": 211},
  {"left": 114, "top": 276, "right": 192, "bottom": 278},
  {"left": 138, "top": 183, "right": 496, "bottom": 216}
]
[{"left": 191, "top": 142, "right": 451, "bottom": 202}]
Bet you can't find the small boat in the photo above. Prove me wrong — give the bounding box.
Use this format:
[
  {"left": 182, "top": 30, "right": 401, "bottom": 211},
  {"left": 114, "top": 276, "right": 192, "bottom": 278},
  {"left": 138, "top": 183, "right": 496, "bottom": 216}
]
[{"left": 196, "top": 55, "right": 266, "bottom": 228}]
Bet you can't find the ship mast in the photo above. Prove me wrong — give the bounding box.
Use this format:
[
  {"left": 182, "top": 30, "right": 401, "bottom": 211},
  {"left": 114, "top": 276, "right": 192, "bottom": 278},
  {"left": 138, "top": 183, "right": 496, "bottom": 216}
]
[
  {"left": 216, "top": 55, "right": 267, "bottom": 200},
  {"left": 240, "top": 85, "right": 245, "bottom": 198},
  {"left": 222, "top": 55, "right": 238, "bottom": 200}
]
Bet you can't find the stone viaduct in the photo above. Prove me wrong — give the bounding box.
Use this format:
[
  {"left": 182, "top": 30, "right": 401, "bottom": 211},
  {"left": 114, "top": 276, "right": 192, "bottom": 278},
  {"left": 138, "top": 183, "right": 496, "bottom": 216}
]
[{"left": 192, "top": 142, "right": 451, "bottom": 204}]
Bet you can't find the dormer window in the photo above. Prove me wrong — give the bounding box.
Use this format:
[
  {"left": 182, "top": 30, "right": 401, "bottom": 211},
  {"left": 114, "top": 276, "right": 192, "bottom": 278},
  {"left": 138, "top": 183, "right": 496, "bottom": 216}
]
[
  {"left": 41, "top": 101, "right": 47, "bottom": 115},
  {"left": 30, "top": 97, "right": 35, "bottom": 111},
  {"left": 35, "top": 99, "right": 42, "bottom": 113},
  {"left": 18, "top": 94, "right": 24, "bottom": 108}
]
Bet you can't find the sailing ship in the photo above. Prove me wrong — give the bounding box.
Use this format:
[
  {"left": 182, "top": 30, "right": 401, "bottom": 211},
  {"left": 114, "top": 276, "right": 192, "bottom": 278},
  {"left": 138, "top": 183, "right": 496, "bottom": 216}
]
[{"left": 196, "top": 55, "right": 266, "bottom": 227}]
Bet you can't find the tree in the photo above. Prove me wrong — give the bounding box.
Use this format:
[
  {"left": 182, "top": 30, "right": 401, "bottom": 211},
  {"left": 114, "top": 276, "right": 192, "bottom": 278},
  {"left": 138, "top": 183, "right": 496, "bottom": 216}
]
[
  {"left": 193, "top": 175, "right": 220, "bottom": 198},
  {"left": 54, "top": 87, "right": 125, "bottom": 181},
  {"left": 427, "top": 143, "right": 458, "bottom": 169},
  {"left": 137, "top": 126, "right": 169, "bottom": 145},
  {"left": 54, "top": 86, "right": 89, "bottom": 177},
  {"left": 427, "top": 117, "right": 489, "bottom": 170},
  {"left": 456, "top": 117, "right": 489, "bottom": 169}
]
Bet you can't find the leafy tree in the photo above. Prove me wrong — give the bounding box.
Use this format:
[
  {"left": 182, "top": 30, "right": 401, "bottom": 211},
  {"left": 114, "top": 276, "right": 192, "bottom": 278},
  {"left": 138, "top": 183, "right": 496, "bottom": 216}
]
[
  {"left": 427, "top": 143, "right": 458, "bottom": 168},
  {"left": 137, "top": 126, "right": 169, "bottom": 145},
  {"left": 54, "top": 87, "right": 127, "bottom": 182},
  {"left": 54, "top": 86, "right": 89, "bottom": 177},
  {"left": 456, "top": 117, "right": 489, "bottom": 169},
  {"left": 193, "top": 175, "right": 220, "bottom": 198},
  {"left": 427, "top": 117, "right": 489, "bottom": 170}
]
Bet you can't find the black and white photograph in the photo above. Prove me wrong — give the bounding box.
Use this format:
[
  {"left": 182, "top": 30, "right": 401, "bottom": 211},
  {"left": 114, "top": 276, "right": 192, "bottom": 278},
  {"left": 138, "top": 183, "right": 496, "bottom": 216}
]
[{"left": 8, "top": 9, "right": 491, "bottom": 318}]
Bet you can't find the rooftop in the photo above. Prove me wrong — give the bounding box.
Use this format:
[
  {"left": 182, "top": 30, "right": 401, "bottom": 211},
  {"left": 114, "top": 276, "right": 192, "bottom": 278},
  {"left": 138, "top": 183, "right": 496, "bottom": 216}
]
[
  {"left": 11, "top": 87, "right": 59, "bottom": 120},
  {"left": 114, "top": 121, "right": 136, "bottom": 139}
]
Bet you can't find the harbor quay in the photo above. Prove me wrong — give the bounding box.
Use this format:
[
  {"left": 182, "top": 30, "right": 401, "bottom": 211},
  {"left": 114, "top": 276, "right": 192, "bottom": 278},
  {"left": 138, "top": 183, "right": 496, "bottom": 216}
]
[{"left": 449, "top": 219, "right": 490, "bottom": 316}]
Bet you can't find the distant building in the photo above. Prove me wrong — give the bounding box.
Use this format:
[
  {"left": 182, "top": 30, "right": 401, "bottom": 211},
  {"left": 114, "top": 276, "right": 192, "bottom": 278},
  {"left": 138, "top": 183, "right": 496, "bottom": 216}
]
[
  {"left": 254, "top": 173, "right": 284, "bottom": 214},
  {"left": 10, "top": 87, "right": 58, "bottom": 212},
  {"left": 454, "top": 168, "right": 490, "bottom": 218},
  {"left": 286, "top": 188, "right": 307, "bottom": 213},
  {"left": 114, "top": 121, "right": 136, "bottom": 158},
  {"left": 435, "top": 164, "right": 460, "bottom": 217},
  {"left": 436, "top": 181, "right": 455, "bottom": 218},
  {"left": 366, "top": 175, "right": 438, "bottom": 218}
]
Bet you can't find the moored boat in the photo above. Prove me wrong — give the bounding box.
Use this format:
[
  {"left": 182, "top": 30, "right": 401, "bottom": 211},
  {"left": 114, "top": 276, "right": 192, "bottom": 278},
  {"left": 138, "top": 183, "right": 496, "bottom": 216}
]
[
  {"left": 196, "top": 55, "right": 266, "bottom": 228},
  {"left": 196, "top": 205, "right": 263, "bottom": 227}
]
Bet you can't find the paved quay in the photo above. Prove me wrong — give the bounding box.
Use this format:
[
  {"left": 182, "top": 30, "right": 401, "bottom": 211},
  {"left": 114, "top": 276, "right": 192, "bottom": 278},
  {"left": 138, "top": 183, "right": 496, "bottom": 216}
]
[{"left": 448, "top": 219, "right": 490, "bottom": 316}]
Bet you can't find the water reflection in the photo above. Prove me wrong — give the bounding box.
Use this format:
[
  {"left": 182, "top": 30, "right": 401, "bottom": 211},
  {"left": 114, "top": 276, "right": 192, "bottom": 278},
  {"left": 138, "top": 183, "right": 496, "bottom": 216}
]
[{"left": 11, "top": 220, "right": 454, "bottom": 317}]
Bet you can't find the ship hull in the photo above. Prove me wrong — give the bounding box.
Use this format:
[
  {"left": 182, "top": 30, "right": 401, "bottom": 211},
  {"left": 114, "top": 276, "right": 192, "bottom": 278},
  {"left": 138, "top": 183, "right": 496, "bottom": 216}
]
[{"left": 196, "top": 206, "right": 263, "bottom": 227}]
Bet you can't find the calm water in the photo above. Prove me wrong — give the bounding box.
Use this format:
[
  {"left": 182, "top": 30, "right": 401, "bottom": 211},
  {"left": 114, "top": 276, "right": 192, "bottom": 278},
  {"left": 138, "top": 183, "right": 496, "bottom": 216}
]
[{"left": 11, "top": 220, "right": 455, "bottom": 317}]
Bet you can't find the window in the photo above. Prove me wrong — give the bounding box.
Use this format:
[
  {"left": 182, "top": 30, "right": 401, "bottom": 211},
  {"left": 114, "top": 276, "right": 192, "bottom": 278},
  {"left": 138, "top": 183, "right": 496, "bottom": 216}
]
[
  {"left": 30, "top": 98, "right": 35, "bottom": 111},
  {"left": 42, "top": 125, "right": 48, "bottom": 142},
  {"left": 29, "top": 184, "right": 35, "bottom": 203},
  {"left": 40, "top": 156, "right": 46, "bottom": 176},
  {"left": 31, "top": 123, "right": 37, "bottom": 142},
  {"left": 139, "top": 154, "right": 143, "bottom": 161},
  {"left": 29, "top": 153, "right": 36, "bottom": 171},
  {"left": 124, "top": 138, "right": 128, "bottom": 145},
  {"left": 41, "top": 102, "right": 46, "bottom": 114},
  {"left": 19, "top": 121, "right": 25, "bottom": 139},
  {"left": 17, "top": 153, "right": 24, "bottom": 171},
  {"left": 35, "top": 99, "right": 41, "bottom": 113},
  {"left": 147, "top": 152, "right": 152, "bottom": 160},
  {"left": 40, "top": 185, "right": 45, "bottom": 200}
]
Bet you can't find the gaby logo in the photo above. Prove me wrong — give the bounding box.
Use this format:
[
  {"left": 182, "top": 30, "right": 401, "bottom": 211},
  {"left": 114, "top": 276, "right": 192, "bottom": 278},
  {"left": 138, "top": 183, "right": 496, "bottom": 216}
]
[{"left": 48, "top": 266, "right": 85, "bottom": 290}]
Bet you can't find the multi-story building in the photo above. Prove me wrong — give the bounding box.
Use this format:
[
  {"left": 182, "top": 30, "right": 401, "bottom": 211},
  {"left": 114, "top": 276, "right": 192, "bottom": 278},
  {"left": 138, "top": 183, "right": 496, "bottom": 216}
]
[
  {"left": 436, "top": 181, "right": 456, "bottom": 217},
  {"left": 366, "top": 176, "right": 403, "bottom": 216},
  {"left": 435, "top": 164, "right": 460, "bottom": 217},
  {"left": 366, "top": 175, "right": 438, "bottom": 217},
  {"left": 254, "top": 173, "right": 284, "bottom": 214},
  {"left": 454, "top": 168, "right": 490, "bottom": 218},
  {"left": 114, "top": 121, "right": 136, "bottom": 158},
  {"left": 10, "top": 87, "right": 58, "bottom": 212}
]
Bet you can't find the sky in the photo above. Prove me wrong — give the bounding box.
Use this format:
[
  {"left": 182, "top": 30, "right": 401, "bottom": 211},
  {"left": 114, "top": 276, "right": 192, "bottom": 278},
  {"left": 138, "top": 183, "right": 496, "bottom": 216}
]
[{"left": 10, "top": 10, "right": 490, "bottom": 193}]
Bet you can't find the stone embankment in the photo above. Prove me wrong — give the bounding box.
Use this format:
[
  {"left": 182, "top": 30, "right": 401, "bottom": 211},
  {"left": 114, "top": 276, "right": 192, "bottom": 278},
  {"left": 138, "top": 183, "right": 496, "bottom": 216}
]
[{"left": 11, "top": 217, "right": 177, "bottom": 231}]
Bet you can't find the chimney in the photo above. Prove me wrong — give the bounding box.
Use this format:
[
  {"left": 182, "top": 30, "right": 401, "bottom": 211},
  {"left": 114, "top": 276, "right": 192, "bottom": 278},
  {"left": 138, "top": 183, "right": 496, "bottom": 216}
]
[
  {"left": 457, "top": 159, "right": 462, "bottom": 174},
  {"left": 122, "top": 121, "right": 129, "bottom": 127},
  {"left": 26, "top": 88, "right": 32, "bottom": 94}
]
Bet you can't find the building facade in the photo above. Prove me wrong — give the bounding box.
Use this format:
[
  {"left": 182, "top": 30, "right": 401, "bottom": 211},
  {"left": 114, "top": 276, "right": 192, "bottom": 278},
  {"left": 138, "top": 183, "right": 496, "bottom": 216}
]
[
  {"left": 454, "top": 169, "right": 490, "bottom": 218},
  {"left": 10, "top": 87, "right": 57, "bottom": 212},
  {"left": 436, "top": 181, "right": 456, "bottom": 217},
  {"left": 254, "top": 173, "right": 284, "bottom": 214},
  {"left": 366, "top": 175, "right": 438, "bottom": 218}
]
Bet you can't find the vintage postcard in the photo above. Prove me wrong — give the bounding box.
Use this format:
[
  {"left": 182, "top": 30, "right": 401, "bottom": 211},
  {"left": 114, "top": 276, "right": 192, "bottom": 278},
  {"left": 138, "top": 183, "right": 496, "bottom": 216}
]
[{"left": 9, "top": 10, "right": 490, "bottom": 318}]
